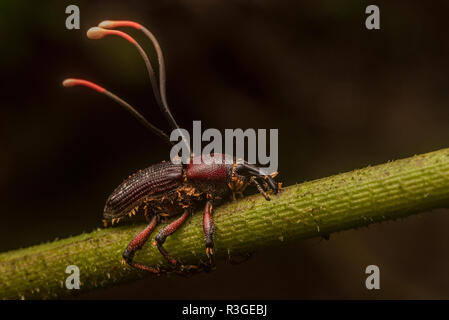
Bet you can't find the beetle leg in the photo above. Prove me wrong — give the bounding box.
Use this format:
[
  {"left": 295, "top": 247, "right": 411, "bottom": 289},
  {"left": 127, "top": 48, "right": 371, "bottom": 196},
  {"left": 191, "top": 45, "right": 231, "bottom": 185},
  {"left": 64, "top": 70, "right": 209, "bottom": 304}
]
[
  {"left": 122, "top": 215, "right": 160, "bottom": 273},
  {"left": 236, "top": 163, "right": 279, "bottom": 194},
  {"left": 203, "top": 200, "right": 215, "bottom": 266},
  {"left": 256, "top": 175, "right": 279, "bottom": 196},
  {"left": 264, "top": 175, "right": 278, "bottom": 193},
  {"left": 154, "top": 209, "right": 191, "bottom": 267},
  {"left": 251, "top": 177, "right": 271, "bottom": 201}
]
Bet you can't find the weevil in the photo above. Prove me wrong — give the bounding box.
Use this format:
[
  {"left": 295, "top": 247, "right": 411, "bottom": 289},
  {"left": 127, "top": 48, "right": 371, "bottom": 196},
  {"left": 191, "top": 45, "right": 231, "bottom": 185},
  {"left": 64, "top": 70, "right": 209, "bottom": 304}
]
[{"left": 63, "top": 20, "right": 280, "bottom": 273}]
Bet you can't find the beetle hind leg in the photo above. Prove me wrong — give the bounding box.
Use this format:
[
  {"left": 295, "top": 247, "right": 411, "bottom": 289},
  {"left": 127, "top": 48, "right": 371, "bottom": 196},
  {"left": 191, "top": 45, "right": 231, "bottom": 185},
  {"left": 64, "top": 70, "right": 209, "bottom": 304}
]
[
  {"left": 154, "top": 209, "right": 200, "bottom": 272},
  {"left": 122, "top": 215, "right": 160, "bottom": 273}
]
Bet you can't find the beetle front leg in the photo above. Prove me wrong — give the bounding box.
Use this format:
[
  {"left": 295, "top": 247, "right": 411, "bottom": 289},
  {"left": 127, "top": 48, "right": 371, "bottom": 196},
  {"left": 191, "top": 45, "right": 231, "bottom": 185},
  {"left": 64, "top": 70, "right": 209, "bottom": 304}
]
[
  {"left": 251, "top": 177, "right": 271, "bottom": 201},
  {"left": 235, "top": 162, "right": 279, "bottom": 195},
  {"left": 203, "top": 200, "right": 215, "bottom": 265},
  {"left": 154, "top": 209, "right": 191, "bottom": 267},
  {"left": 122, "top": 215, "right": 160, "bottom": 273}
]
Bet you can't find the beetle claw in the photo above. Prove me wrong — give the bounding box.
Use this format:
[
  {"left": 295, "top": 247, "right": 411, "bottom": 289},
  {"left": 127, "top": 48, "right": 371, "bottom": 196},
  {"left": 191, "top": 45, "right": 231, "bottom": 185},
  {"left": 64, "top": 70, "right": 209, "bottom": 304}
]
[{"left": 206, "top": 247, "right": 214, "bottom": 257}]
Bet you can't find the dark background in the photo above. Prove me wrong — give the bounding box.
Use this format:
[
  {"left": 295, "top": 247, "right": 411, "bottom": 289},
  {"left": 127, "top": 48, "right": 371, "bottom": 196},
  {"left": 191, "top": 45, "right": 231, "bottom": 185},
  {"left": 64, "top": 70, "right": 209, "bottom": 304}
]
[{"left": 2, "top": 0, "right": 449, "bottom": 299}]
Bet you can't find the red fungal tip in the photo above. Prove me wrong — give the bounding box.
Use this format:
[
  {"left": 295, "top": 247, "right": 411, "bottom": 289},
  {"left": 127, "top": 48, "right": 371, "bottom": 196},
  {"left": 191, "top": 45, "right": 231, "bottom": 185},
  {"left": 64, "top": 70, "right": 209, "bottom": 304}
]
[
  {"left": 98, "top": 20, "right": 142, "bottom": 30},
  {"left": 86, "top": 27, "right": 106, "bottom": 40},
  {"left": 87, "top": 26, "right": 136, "bottom": 44},
  {"left": 62, "top": 79, "right": 76, "bottom": 87},
  {"left": 62, "top": 78, "right": 106, "bottom": 93}
]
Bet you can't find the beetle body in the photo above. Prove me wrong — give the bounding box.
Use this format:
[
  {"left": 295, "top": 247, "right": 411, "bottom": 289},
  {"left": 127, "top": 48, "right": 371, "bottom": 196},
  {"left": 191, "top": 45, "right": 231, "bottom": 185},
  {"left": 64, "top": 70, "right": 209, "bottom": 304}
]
[
  {"left": 103, "top": 153, "right": 278, "bottom": 272},
  {"left": 104, "top": 154, "right": 235, "bottom": 220}
]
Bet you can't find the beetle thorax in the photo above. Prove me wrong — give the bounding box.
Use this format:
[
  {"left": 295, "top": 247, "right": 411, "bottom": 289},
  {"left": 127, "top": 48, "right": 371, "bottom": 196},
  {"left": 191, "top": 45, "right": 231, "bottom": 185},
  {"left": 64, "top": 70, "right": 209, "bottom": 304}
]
[{"left": 184, "top": 154, "right": 234, "bottom": 198}]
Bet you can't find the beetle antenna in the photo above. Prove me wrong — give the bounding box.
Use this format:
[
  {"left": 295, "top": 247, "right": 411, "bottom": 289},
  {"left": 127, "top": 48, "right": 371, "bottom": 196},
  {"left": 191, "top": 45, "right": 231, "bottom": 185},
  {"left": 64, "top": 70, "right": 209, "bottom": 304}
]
[
  {"left": 97, "top": 21, "right": 179, "bottom": 131},
  {"left": 62, "top": 78, "right": 173, "bottom": 146}
]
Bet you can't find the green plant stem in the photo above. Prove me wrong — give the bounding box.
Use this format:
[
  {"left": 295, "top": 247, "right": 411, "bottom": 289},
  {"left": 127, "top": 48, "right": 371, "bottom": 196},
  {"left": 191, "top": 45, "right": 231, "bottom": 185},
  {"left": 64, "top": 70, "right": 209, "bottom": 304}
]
[{"left": 2, "top": 148, "right": 449, "bottom": 299}]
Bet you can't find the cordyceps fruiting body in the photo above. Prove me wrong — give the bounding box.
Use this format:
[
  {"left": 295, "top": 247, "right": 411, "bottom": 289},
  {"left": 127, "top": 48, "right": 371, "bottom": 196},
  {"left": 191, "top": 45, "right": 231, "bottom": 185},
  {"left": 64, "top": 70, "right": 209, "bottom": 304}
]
[{"left": 63, "top": 20, "right": 280, "bottom": 273}]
